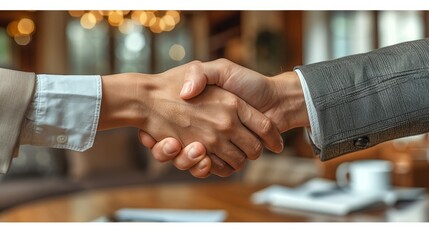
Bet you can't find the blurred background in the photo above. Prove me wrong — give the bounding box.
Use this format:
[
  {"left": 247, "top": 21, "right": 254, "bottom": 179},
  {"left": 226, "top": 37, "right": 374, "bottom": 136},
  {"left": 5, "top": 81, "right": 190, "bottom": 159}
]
[{"left": 1, "top": 10, "right": 429, "bottom": 212}]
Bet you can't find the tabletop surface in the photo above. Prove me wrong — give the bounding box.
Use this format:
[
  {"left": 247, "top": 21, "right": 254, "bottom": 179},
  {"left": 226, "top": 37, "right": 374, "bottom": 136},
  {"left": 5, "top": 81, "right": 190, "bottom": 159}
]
[{"left": 0, "top": 181, "right": 427, "bottom": 222}]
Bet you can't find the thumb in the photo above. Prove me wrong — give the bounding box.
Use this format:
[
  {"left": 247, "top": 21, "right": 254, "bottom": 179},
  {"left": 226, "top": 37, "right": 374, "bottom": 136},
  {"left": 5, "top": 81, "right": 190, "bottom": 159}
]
[{"left": 180, "top": 61, "right": 208, "bottom": 100}]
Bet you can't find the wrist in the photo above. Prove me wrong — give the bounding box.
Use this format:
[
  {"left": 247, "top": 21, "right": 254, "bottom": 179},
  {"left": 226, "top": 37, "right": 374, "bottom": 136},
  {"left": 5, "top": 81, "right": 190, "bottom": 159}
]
[
  {"left": 269, "top": 71, "right": 310, "bottom": 132},
  {"left": 98, "top": 73, "right": 151, "bottom": 131}
]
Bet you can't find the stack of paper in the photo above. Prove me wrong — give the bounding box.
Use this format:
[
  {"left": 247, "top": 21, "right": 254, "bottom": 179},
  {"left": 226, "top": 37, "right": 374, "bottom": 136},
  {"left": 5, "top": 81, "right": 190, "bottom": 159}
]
[
  {"left": 92, "top": 208, "right": 227, "bottom": 222},
  {"left": 251, "top": 178, "right": 425, "bottom": 216},
  {"left": 114, "top": 208, "right": 227, "bottom": 222}
]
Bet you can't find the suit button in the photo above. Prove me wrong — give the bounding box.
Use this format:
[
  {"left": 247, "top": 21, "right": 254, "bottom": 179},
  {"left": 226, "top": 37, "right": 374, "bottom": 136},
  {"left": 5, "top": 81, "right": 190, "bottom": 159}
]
[
  {"left": 56, "top": 134, "right": 68, "bottom": 144},
  {"left": 354, "top": 136, "right": 369, "bottom": 149}
]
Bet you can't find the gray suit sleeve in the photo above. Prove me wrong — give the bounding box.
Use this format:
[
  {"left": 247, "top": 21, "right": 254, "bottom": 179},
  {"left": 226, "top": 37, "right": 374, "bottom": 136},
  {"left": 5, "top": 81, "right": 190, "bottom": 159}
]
[
  {"left": 0, "top": 68, "right": 35, "bottom": 174},
  {"left": 295, "top": 39, "right": 429, "bottom": 161}
]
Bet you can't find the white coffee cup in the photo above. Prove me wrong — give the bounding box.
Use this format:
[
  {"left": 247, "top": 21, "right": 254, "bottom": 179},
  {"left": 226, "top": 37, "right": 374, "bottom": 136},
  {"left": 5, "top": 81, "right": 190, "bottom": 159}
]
[{"left": 336, "top": 160, "right": 393, "bottom": 195}]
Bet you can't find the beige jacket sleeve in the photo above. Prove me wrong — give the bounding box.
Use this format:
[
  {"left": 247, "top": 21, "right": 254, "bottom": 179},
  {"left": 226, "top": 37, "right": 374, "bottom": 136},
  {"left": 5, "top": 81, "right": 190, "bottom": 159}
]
[{"left": 0, "top": 68, "right": 35, "bottom": 174}]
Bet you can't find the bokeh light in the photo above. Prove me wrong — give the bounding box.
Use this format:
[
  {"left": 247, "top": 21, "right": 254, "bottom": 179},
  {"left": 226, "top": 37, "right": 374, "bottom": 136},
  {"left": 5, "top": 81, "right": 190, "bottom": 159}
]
[
  {"left": 80, "top": 12, "right": 97, "bottom": 29},
  {"left": 125, "top": 32, "right": 146, "bottom": 52},
  {"left": 98, "top": 10, "right": 113, "bottom": 16},
  {"left": 119, "top": 19, "right": 135, "bottom": 34},
  {"left": 167, "top": 10, "right": 181, "bottom": 24},
  {"left": 7, "top": 20, "right": 19, "bottom": 37},
  {"left": 63, "top": 10, "right": 181, "bottom": 33},
  {"left": 14, "top": 34, "right": 31, "bottom": 46},
  {"left": 108, "top": 11, "right": 124, "bottom": 27},
  {"left": 17, "top": 18, "right": 35, "bottom": 35},
  {"left": 90, "top": 10, "right": 104, "bottom": 22},
  {"left": 68, "top": 11, "right": 85, "bottom": 18},
  {"left": 169, "top": 44, "right": 186, "bottom": 61}
]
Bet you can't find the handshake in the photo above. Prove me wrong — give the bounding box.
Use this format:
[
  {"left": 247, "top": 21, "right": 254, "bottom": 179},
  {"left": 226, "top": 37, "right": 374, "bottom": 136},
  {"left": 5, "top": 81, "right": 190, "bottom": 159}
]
[
  {"left": 97, "top": 39, "right": 429, "bottom": 178},
  {"left": 99, "top": 58, "right": 310, "bottom": 178},
  {"left": 2, "top": 39, "right": 424, "bottom": 176}
]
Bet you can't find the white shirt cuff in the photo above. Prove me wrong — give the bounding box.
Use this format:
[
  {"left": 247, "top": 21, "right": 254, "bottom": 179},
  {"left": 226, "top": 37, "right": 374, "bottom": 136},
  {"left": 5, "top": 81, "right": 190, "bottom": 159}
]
[
  {"left": 295, "top": 69, "right": 321, "bottom": 149},
  {"left": 20, "top": 74, "right": 102, "bottom": 151}
]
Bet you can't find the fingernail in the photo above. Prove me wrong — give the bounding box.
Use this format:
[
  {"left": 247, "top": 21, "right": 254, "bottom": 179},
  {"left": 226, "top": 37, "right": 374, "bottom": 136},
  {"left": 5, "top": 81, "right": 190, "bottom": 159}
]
[
  {"left": 181, "top": 81, "right": 192, "bottom": 96},
  {"left": 163, "top": 142, "right": 178, "bottom": 155},
  {"left": 188, "top": 146, "right": 199, "bottom": 160}
]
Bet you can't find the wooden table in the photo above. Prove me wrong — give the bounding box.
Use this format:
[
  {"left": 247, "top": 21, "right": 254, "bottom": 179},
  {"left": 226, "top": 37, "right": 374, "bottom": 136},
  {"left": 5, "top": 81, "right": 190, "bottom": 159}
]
[{"left": 0, "top": 181, "right": 427, "bottom": 222}]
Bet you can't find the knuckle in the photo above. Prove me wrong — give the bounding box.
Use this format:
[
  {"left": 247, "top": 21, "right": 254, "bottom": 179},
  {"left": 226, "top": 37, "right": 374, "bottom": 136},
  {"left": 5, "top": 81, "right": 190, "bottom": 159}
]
[
  {"left": 254, "top": 141, "right": 263, "bottom": 154},
  {"left": 209, "top": 153, "right": 235, "bottom": 177},
  {"left": 189, "top": 60, "right": 202, "bottom": 67},
  {"left": 215, "top": 58, "right": 230, "bottom": 65},
  {"left": 225, "top": 150, "right": 246, "bottom": 170},
  {"left": 260, "top": 118, "right": 274, "bottom": 136},
  {"left": 204, "top": 135, "right": 218, "bottom": 149},
  {"left": 212, "top": 158, "right": 226, "bottom": 169},
  {"left": 218, "top": 119, "right": 235, "bottom": 132},
  {"left": 234, "top": 155, "right": 247, "bottom": 171},
  {"left": 229, "top": 98, "right": 240, "bottom": 109},
  {"left": 248, "top": 141, "right": 263, "bottom": 160}
]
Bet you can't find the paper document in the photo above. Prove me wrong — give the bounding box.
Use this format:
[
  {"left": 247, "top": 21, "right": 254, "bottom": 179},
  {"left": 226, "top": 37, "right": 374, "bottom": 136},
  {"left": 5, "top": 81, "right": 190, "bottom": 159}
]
[
  {"left": 252, "top": 178, "right": 425, "bottom": 216},
  {"left": 114, "top": 208, "right": 227, "bottom": 222}
]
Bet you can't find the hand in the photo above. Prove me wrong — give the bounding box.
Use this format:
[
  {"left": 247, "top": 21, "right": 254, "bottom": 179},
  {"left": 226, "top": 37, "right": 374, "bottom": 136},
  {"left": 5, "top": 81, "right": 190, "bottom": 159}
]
[
  {"left": 99, "top": 62, "right": 283, "bottom": 177},
  {"left": 180, "top": 59, "right": 309, "bottom": 132},
  {"left": 139, "top": 59, "right": 309, "bottom": 177}
]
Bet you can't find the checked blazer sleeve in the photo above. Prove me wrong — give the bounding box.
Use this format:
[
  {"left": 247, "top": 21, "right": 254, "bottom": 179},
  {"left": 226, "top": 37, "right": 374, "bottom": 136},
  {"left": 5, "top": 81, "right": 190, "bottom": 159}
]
[{"left": 295, "top": 39, "right": 429, "bottom": 161}]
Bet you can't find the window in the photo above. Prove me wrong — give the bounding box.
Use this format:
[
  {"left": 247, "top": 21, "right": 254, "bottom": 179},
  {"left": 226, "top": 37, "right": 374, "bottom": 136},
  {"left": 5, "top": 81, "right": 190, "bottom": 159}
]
[
  {"left": 154, "top": 22, "right": 193, "bottom": 73},
  {"left": 331, "top": 11, "right": 374, "bottom": 59},
  {"left": 114, "top": 21, "right": 151, "bottom": 73},
  {"left": 67, "top": 20, "right": 110, "bottom": 75},
  {"left": 304, "top": 11, "right": 425, "bottom": 63},
  {"left": 67, "top": 13, "right": 193, "bottom": 74},
  {"left": 378, "top": 11, "right": 424, "bottom": 47},
  {"left": 0, "top": 28, "right": 12, "bottom": 68}
]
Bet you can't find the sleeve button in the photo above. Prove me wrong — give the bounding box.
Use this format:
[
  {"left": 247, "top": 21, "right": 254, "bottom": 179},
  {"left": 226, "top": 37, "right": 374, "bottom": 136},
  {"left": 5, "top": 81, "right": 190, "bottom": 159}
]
[
  {"left": 354, "top": 136, "right": 369, "bottom": 149},
  {"left": 56, "top": 134, "right": 68, "bottom": 144}
]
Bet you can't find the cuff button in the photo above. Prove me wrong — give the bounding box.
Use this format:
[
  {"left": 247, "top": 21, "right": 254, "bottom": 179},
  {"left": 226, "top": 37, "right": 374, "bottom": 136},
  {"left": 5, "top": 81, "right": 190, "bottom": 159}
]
[
  {"left": 354, "top": 136, "right": 369, "bottom": 149},
  {"left": 56, "top": 134, "right": 68, "bottom": 144}
]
